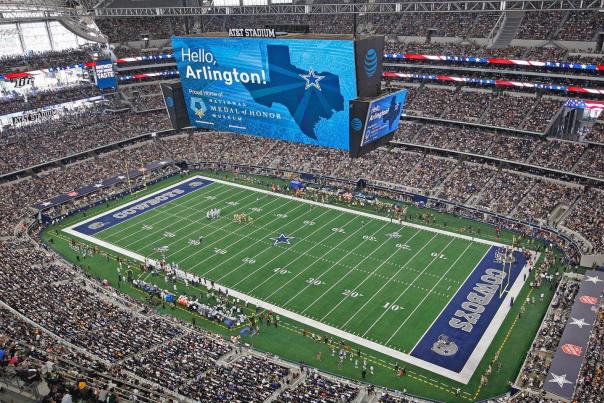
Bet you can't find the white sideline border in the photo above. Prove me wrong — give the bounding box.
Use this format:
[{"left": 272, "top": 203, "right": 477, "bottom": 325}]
[{"left": 62, "top": 174, "right": 538, "bottom": 384}]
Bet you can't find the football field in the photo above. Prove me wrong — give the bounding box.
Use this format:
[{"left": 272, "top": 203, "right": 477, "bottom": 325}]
[{"left": 63, "top": 175, "right": 535, "bottom": 383}]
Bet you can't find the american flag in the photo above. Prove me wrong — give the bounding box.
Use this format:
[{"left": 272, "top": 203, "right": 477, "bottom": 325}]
[{"left": 565, "top": 99, "right": 604, "bottom": 110}]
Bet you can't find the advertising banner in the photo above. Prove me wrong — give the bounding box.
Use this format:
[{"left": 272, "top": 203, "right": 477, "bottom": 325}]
[
  {"left": 172, "top": 36, "right": 358, "bottom": 150},
  {"left": 94, "top": 59, "right": 117, "bottom": 89},
  {"left": 354, "top": 36, "right": 384, "bottom": 98}
]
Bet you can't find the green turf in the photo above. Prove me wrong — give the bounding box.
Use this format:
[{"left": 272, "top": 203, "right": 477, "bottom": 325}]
[
  {"left": 86, "top": 177, "right": 493, "bottom": 354},
  {"left": 42, "top": 171, "right": 568, "bottom": 402}
]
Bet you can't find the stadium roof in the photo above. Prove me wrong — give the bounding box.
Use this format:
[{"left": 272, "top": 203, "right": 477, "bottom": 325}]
[{"left": 0, "top": 0, "right": 600, "bottom": 20}]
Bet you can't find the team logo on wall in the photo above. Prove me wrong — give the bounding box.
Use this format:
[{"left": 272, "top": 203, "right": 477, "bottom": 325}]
[
  {"left": 579, "top": 295, "right": 598, "bottom": 305},
  {"left": 431, "top": 334, "right": 458, "bottom": 357},
  {"left": 165, "top": 96, "right": 174, "bottom": 108}
]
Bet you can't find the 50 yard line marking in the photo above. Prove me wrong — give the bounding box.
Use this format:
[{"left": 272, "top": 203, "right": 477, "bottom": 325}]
[
  {"left": 224, "top": 210, "right": 349, "bottom": 287},
  {"left": 193, "top": 202, "right": 327, "bottom": 277},
  {"left": 259, "top": 218, "right": 383, "bottom": 302},
  {"left": 360, "top": 236, "right": 457, "bottom": 337}
]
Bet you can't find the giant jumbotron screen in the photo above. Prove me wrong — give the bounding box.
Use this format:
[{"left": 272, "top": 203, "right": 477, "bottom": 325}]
[{"left": 172, "top": 34, "right": 384, "bottom": 151}]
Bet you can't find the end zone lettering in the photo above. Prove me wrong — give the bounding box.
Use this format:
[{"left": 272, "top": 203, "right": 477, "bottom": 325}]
[
  {"left": 449, "top": 268, "right": 505, "bottom": 333},
  {"left": 229, "top": 28, "right": 276, "bottom": 38},
  {"left": 113, "top": 189, "right": 185, "bottom": 219},
  {"left": 70, "top": 178, "right": 213, "bottom": 236}
]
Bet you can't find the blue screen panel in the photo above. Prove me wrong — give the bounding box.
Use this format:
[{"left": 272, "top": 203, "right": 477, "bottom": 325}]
[
  {"left": 94, "top": 59, "right": 117, "bottom": 89},
  {"left": 172, "top": 37, "right": 357, "bottom": 150},
  {"left": 361, "top": 88, "right": 407, "bottom": 147}
]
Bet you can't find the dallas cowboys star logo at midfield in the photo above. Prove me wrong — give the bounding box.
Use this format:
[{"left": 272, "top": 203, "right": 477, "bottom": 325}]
[
  {"left": 548, "top": 373, "right": 572, "bottom": 388},
  {"left": 585, "top": 275, "right": 603, "bottom": 284},
  {"left": 300, "top": 68, "right": 324, "bottom": 91},
  {"left": 569, "top": 317, "right": 590, "bottom": 329},
  {"left": 270, "top": 233, "right": 294, "bottom": 246}
]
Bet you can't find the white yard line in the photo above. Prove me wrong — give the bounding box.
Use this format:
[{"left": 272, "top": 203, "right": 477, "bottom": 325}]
[
  {"left": 66, "top": 177, "right": 218, "bottom": 233},
  {"left": 409, "top": 246, "right": 492, "bottom": 353},
  {"left": 192, "top": 176, "right": 505, "bottom": 248},
  {"left": 190, "top": 201, "right": 318, "bottom": 276},
  {"left": 154, "top": 196, "right": 286, "bottom": 263},
  {"left": 322, "top": 231, "right": 437, "bottom": 324},
  {"left": 123, "top": 190, "right": 281, "bottom": 259},
  {"left": 223, "top": 209, "right": 344, "bottom": 287},
  {"left": 385, "top": 242, "right": 475, "bottom": 344},
  {"left": 292, "top": 222, "right": 403, "bottom": 313},
  {"left": 116, "top": 188, "right": 254, "bottom": 248},
  {"left": 360, "top": 237, "right": 457, "bottom": 337},
  {"left": 99, "top": 184, "right": 236, "bottom": 241}
]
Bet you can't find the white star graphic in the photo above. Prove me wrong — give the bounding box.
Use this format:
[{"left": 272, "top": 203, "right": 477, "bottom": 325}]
[
  {"left": 41, "top": 201, "right": 51, "bottom": 206},
  {"left": 117, "top": 175, "right": 126, "bottom": 180},
  {"left": 299, "top": 68, "right": 325, "bottom": 91},
  {"left": 94, "top": 183, "right": 103, "bottom": 188},
  {"left": 548, "top": 373, "right": 572, "bottom": 388},
  {"left": 585, "top": 275, "right": 602, "bottom": 285},
  {"left": 569, "top": 317, "right": 590, "bottom": 329}
]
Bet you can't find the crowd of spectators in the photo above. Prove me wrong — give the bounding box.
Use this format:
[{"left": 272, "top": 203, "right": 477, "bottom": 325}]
[
  {"left": 395, "top": 123, "right": 495, "bottom": 155},
  {"left": 516, "top": 274, "right": 580, "bottom": 390},
  {"left": 0, "top": 300, "right": 175, "bottom": 402},
  {"left": 0, "top": 49, "right": 90, "bottom": 75},
  {"left": 0, "top": 84, "right": 102, "bottom": 116},
  {"left": 275, "top": 372, "right": 359, "bottom": 403},
  {"left": 521, "top": 98, "right": 563, "bottom": 133},
  {"left": 402, "top": 87, "right": 560, "bottom": 133},
  {"left": 513, "top": 181, "right": 581, "bottom": 224},
  {"left": 572, "top": 306, "right": 604, "bottom": 402},
  {"left": 0, "top": 236, "right": 317, "bottom": 403},
  {"left": 516, "top": 12, "right": 565, "bottom": 40},
  {"left": 563, "top": 188, "right": 604, "bottom": 253},
  {"left": 585, "top": 123, "right": 604, "bottom": 144},
  {"left": 529, "top": 140, "right": 586, "bottom": 172},
  {"left": 405, "top": 87, "right": 456, "bottom": 118},
  {"left": 573, "top": 146, "right": 604, "bottom": 179},
  {"left": 95, "top": 17, "right": 186, "bottom": 43},
  {"left": 481, "top": 94, "right": 537, "bottom": 129},
  {"left": 442, "top": 90, "right": 491, "bottom": 122},
  {"left": 121, "top": 84, "right": 166, "bottom": 112},
  {"left": 556, "top": 10, "right": 604, "bottom": 41},
  {"left": 438, "top": 163, "right": 495, "bottom": 203},
  {"left": 477, "top": 171, "right": 536, "bottom": 215},
  {"left": 0, "top": 107, "right": 170, "bottom": 174}
]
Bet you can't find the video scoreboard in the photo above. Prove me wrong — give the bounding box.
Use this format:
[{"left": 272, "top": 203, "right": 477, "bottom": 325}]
[
  {"left": 349, "top": 89, "right": 407, "bottom": 157},
  {"left": 166, "top": 33, "right": 406, "bottom": 157}
]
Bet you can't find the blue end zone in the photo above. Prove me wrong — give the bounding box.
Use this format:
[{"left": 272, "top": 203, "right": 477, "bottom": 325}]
[
  {"left": 410, "top": 246, "right": 527, "bottom": 373},
  {"left": 71, "top": 178, "right": 214, "bottom": 236}
]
